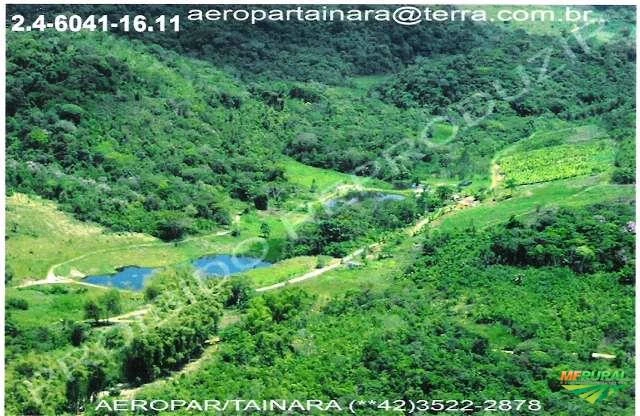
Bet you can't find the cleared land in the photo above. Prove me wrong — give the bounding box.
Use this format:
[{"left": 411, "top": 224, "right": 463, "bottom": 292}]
[
  {"left": 499, "top": 140, "right": 615, "bottom": 185},
  {"left": 6, "top": 285, "right": 144, "bottom": 329}
]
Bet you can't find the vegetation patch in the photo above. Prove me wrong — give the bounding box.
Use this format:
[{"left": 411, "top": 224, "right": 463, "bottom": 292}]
[
  {"left": 5, "top": 193, "right": 155, "bottom": 283},
  {"left": 236, "top": 256, "right": 318, "bottom": 288},
  {"left": 499, "top": 140, "right": 616, "bottom": 185}
]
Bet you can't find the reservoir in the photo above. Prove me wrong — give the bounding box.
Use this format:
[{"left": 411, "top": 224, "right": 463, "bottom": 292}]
[
  {"left": 82, "top": 255, "right": 271, "bottom": 290},
  {"left": 325, "top": 192, "right": 406, "bottom": 208}
]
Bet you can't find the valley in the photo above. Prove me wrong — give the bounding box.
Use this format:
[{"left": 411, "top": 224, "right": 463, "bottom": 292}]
[{"left": 4, "top": 4, "right": 636, "bottom": 416}]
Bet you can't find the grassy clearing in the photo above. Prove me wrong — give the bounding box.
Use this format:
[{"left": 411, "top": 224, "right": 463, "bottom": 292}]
[
  {"left": 282, "top": 157, "right": 391, "bottom": 194},
  {"left": 6, "top": 193, "right": 155, "bottom": 283},
  {"left": 462, "top": 321, "right": 520, "bottom": 350},
  {"left": 238, "top": 256, "right": 318, "bottom": 288},
  {"left": 295, "top": 257, "right": 398, "bottom": 301},
  {"left": 7, "top": 183, "right": 326, "bottom": 281},
  {"left": 53, "top": 209, "right": 300, "bottom": 277},
  {"left": 436, "top": 176, "right": 633, "bottom": 232},
  {"left": 428, "top": 122, "right": 459, "bottom": 145},
  {"left": 6, "top": 285, "right": 144, "bottom": 329},
  {"left": 6, "top": 193, "right": 296, "bottom": 281},
  {"left": 295, "top": 234, "right": 420, "bottom": 301},
  {"left": 53, "top": 234, "right": 241, "bottom": 277}
]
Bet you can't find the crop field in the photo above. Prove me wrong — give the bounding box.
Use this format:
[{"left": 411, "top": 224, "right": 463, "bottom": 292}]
[
  {"left": 498, "top": 140, "right": 616, "bottom": 185},
  {"left": 502, "top": 124, "right": 607, "bottom": 156}
]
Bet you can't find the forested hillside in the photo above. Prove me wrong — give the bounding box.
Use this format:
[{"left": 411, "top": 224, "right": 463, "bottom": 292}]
[
  {"left": 6, "top": 5, "right": 636, "bottom": 241},
  {"left": 135, "top": 202, "right": 635, "bottom": 416},
  {"left": 9, "top": 5, "right": 491, "bottom": 84},
  {"left": 6, "top": 31, "right": 293, "bottom": 240}
]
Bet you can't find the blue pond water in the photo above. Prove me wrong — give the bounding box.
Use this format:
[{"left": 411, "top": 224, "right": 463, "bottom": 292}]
[
  {"left": 83, "top": 255, "right": 271, "bottom": 291},
  {"left": 376, "top": 194, "right": 405, "bottom": 202},
  {"left": 325, "top": 192, "right": 405, "bottom": 208},
  {"left": 83, "top": 267, "right": 157, "bottom": 291}
]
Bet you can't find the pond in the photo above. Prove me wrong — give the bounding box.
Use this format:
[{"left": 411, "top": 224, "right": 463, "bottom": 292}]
[
  {"left": 83, "top": 266, "right": 156, "bottom": 291},
  {"left": 82, "top": 255, "right": 272, "bottom": 291},
  {"left": 324, "top": 192, "right": 406, "bottom": 208},
  {"left": 375, "top": 193, "right": 405, "bottom": 202},
  {"left": 192, "top": 254, "right": 271, "bottom": 277}
]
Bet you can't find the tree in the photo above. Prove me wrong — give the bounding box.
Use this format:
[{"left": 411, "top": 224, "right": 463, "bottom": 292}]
[
  {"left": 157, "top": 216, "right": 191, "bottom": 241},
  {"left": 225, "top": 279, "right": 253, "bottom": 308},
  {"left": 86, "top": 362, "right": 107, "bottom": 400},
  {"left": 259, "top": 222, "right": 271, "bottom": 239},
  {"left": 84, "top": 300, "right": 102, "bottom": 324},
  {"left": 102, "top": 289, "right": 122, "bottom": 322},
  {"left": 7, "top": 297, "right": 28, "bottom": 310},
  {"left": 435, "top": 185, "right": 453, "bottom": 202},
  {"left": 254, "top": 194, "right": 269, "bottom": 210},
  {"left": 573, "top": 245, "right": 596, "bottom": 274},
  {"left": 65, "top": 369, "right": 87, "bottom": 414},
  {"left": 144, "top": 284, "right": 162, "bottom": 302},
  {"left": 69, "top": 322, "right": 89, "bottom": 346},
  {"left": 5, "top": 265, "right": 14, "bottom": 285},
  {"left": 28, "top": 128, "right": 49, "bottom": 145}
]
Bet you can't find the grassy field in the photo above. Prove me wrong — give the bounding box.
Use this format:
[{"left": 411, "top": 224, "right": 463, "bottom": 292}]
[
  {"left": 48, "top": 209, "right": 311, "bottom": 278},
  {"left": 295, "top": 256, "right": 400, "bottom": 301},
  {"left": 5, "top": 284, "right": 144, "bottom": 329},
  {"left": 238, "top": 256, "right": 318, "bottom": 288},
  {"left": 436, "top": 176, "right": 634, "bottom": 231},
  {"left": 6, "top": 193, "right": 156, "bottom": 283},
  {"left": 283, "top": 157, "right": 369, "bottom": 192},
  {"left": 6, "top": 192, "right": 304, "bottom": 282}
]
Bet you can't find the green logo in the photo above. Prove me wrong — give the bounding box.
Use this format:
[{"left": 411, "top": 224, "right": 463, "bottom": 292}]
[{"left": 559, "top": 370, "right": 627, "bottom": 404}]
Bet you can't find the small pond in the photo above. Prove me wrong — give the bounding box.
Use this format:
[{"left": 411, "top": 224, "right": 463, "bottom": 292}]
[
  {"left": 82, "top": 255, "right": 271, "bottom": 291},
  {"left": 192, "top": 254, "right": 271, "bottom": 277},
  {"left": 83, "top": 266, "right": 157, "bottom": 291},
  {"left": 324, "top": 192, "right": 406, "bottom": 208}
]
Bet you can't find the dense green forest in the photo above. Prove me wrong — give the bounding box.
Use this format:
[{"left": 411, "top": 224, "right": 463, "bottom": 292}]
[
  {"left": 9, "top": 5, "right": 490, "bottom": 83},
  {"left": 132, "top": 202, "right": 635, "bottom": 416},
  {"left": 4, "top": 4, "right": 636, "bottom": 416},
  {"left": 7, "top": 6, "right": 635, "bottom": 240},
  {"left": 6, "top": 31, "right": 291, "bottom": 240},
  {"left": 6, "top": 268, "right": 227, "bottom": 414},
  {"left": 287, "top": 191, "right": 423, "bottom": 257}
]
